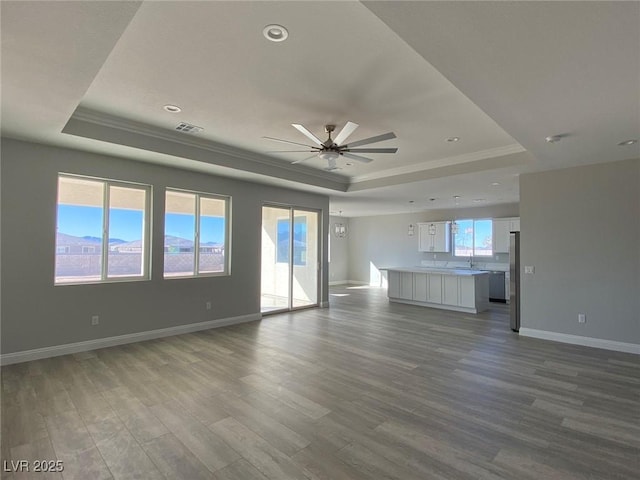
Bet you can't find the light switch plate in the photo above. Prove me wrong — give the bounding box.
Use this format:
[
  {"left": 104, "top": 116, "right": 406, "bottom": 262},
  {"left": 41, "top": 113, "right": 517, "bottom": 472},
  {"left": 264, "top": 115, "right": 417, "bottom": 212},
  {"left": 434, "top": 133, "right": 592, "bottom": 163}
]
[{"left": 524, "top": 266, "right": 535, "bottom": 274}]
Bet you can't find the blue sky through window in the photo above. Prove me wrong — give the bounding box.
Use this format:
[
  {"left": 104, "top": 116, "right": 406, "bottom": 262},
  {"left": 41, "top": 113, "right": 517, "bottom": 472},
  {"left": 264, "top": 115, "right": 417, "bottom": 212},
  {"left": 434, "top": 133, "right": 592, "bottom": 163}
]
[
  {"left": 58, "top": 206, "right": 224, "bottom": 244},
  {"left": 57, "top": 205, "right": 145, "bottom": 241},
  {"left": 57, "top": 205, "right": 103, "bottom": 238},
  {"left": 164, "top": 213, "right": 225, "bottom": 244}
]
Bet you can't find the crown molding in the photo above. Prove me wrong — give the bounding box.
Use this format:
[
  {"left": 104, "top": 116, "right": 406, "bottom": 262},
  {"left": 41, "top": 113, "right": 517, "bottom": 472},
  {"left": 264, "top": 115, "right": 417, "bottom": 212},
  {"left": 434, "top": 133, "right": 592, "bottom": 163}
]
[
  {"left": 65, "top": 108, "right": 528, "bottom": 195},
  {"left": 350, "top": 144, "right": 526, "bottom": 184},
  {"left": 348, "top": 150, "right": 531, "bottom": 193}
]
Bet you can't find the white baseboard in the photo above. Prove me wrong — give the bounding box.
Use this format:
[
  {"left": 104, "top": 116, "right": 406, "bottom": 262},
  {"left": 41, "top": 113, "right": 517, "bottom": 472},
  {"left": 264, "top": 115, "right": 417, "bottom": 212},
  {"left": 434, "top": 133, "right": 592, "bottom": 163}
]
[
  {"left": 519, "top": 328, "right": 640, "bottom": 355},
  {"left": 0, "top": 313, "right": 262, "bottom": 366},
  {"left": 329, "top": 280, "right": 368, "bottom": 286}
]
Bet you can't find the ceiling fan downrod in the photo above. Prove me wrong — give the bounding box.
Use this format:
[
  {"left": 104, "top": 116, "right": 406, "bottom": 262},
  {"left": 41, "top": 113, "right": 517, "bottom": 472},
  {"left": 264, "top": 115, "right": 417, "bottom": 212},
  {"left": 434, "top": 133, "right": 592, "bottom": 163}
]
[{"left": 323, "top": 125, "right": 336, "bottom": 147}]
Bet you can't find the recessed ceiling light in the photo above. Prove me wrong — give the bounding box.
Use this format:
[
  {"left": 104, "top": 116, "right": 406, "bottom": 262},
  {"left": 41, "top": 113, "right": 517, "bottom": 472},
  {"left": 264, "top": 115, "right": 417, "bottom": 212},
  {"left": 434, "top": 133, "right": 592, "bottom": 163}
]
[
  {"left": 545, "top": 135, "right": 562, "bottom": 143},
  {"left": 473, "top": 199, "right": 485, "bottom": 203},
  {"left": 491, "top": 182, "right": 501, "bottom": 186},
  {"left": 263, "top": 24, "right": 288, "bottom": 42},
  {"left": 453, "top": 195, "right": 461, "bottom": 199},
  {"left": 446, "top": 137, "right": 460, "bottom": 143},
  {"left": 617, "top": 139, "right": 638, "bottom": 146},
  {"left": 409, "top": 200, "right": 415, "bottom": 204},
  {"left": 429, "top": 198, "right": 436, "bottom": 202},
  {"left": 163, "top": 104, "right": 181, "bottom": 113},
  {"left": 345, "top": 162, "right": 353, "bottom": 166}
]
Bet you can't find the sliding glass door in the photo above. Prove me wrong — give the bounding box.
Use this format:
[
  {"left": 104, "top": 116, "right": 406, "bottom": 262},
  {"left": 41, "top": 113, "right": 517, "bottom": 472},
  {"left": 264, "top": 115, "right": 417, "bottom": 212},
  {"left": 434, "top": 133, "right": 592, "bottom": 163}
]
[
  {"left": 292, "top": 210, "right": 319, "bottom": 309},
  {"left": 261, "top": 206, "right": 291, "bottom": 312},
  {"left": 261, "top": 205, "right": 319, "bottom": 314}
]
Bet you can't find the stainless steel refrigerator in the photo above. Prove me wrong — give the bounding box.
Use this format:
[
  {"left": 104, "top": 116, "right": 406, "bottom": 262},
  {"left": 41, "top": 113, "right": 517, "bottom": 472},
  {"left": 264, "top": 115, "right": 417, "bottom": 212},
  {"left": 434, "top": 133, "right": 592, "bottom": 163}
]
[{"left": 509, "top": 232, "right": 520, "bottom": 332}]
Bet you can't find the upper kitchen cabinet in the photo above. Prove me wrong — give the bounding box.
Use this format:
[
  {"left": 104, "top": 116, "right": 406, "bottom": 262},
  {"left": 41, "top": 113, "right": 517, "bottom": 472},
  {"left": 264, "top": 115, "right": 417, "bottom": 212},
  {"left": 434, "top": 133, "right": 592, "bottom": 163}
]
[
  {"left": 493, "top": 217, "right": 520, "bottom": 253},
  {"left": 418, "top": 221, "right": 451, "bottom": 252},
  {"left": 493, "top": 219, "right": 510, "bottom": 253}
]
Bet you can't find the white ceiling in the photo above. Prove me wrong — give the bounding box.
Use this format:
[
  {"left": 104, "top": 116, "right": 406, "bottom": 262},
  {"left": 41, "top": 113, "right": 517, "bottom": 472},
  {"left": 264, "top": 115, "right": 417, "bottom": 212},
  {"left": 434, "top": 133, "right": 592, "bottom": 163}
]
[{"left": 2, "top": 1, "right": 638, "bottom": 217}]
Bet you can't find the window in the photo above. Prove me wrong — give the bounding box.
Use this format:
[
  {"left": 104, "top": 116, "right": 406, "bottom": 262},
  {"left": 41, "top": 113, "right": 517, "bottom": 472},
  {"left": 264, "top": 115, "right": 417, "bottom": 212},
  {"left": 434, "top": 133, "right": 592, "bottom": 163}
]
[
  {"left": 277, "top": 216, "right": 307, "bottom": 266},
  {"left": 55, "top": 175, "right": 151, "bottom": 284},
  {"left": 164, "top": 189, "right": 230, "bottom": 277},
  {"left": 453, "top": 218, "right": 493, "bottom": 257}
]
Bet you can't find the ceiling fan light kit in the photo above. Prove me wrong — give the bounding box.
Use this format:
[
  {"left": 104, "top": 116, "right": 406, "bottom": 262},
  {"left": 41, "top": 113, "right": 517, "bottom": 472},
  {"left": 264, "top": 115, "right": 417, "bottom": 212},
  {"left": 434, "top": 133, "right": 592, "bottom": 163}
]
[
  {"left": 265, "top": 121, "right": 398, "bottom": 169},
  {"left": 318, "top": 151, "right": 340, "bottom": 162}
]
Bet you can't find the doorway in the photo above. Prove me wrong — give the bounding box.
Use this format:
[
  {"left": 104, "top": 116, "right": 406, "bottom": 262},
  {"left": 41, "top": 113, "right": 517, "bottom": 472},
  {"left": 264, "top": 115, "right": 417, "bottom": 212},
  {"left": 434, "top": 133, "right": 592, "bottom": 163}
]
[{"left": 261, "top": 205, "right": 320, "bottom": 314}]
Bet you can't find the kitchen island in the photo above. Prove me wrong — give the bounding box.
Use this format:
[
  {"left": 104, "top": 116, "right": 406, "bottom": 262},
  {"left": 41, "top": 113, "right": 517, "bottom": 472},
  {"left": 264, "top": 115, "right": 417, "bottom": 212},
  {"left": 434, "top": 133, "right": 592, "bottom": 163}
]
[{"left": 385, "top": 267, "right": 490, "bottom": 314}]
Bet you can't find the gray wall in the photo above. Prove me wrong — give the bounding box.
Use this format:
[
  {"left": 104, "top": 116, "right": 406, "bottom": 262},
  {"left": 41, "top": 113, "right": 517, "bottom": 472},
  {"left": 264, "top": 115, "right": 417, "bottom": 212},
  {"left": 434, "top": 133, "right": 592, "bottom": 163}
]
[
  {"left": 328, "top": 216, "right": 349, "bottom": 284},
  {"left": 347, "top": 204, "right": 519, "bottom": 284},
  {"left": 520, "top": 158, "right": 639, "bottom": 344},
  {"left": 1, "top": 138, "right": 329, "bottom": 354}
]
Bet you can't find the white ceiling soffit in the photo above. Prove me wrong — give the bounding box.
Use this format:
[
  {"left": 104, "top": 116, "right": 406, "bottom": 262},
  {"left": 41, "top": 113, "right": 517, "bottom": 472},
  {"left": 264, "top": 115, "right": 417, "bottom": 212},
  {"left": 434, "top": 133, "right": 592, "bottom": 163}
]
[
  {"left": 0, "top": 1, "right": 143, "bottom": 143},
  {"left": 363, "top": 1, "right": 640, "bottom": 169},
  {"left": 62, "top": 1, "right": 524, "bottom": 192}
]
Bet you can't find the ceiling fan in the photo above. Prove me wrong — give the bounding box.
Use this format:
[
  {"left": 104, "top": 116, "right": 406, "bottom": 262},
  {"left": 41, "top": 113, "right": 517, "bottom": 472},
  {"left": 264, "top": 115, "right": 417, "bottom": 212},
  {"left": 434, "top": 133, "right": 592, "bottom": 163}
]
[{"left": 263, "top": 121, "right": 397, "bottom": 171}]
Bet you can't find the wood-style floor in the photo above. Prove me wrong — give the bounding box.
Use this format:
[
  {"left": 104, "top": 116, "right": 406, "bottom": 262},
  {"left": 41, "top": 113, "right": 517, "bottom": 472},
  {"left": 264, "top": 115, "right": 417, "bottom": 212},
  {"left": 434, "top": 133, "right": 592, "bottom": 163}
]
[{"left": 1, "top": 285, "right": 638, "bottom": 479}]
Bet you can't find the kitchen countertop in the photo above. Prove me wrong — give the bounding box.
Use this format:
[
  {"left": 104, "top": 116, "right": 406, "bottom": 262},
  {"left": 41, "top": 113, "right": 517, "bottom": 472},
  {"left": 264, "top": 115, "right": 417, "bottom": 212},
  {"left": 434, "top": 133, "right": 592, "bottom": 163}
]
[{"left": 382, "top": 266, "right": 490, "bottom": 276}]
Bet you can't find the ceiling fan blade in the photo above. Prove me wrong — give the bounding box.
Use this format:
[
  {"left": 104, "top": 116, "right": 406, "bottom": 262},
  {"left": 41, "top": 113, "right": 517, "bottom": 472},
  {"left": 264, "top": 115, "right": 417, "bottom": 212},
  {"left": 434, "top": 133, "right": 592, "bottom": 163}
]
[
  {"left": 333, "top": 121, "right": 359, "bottom": 146},
  {"left": 346, "top": 148, "right": 398, "bottom": 154},
  {"left": 292, "top": 154, "right": 318, "bottom": 165},
  {"left": 291, "top": 124, "right": 323, "bottom": 146},
  {"left": 342, "top": 152, "right": 374, "bottom": 163},
  {"left": 345, "top": 131, "right": 396, "bottom": 148},
  {"left": 266, "top": 150, "right": 317, "bottom": 153},
  {"left": 262, "top": 136, "right": 316, "bottom": 148}
]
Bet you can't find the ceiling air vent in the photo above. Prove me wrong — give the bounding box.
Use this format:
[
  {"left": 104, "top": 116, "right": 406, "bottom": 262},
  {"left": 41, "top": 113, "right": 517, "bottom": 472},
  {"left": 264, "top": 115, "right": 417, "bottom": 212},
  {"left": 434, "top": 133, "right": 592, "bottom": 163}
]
[{"left": 175, "top": 122, "right": 203, "bottom": 134}]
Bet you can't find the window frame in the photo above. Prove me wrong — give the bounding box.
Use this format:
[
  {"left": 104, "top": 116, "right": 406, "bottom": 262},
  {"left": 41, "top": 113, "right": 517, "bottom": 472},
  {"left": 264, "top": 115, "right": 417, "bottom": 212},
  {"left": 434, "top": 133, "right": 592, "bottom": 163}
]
[
  {"left": 163, "top": 188, "right": 231, "bottom": 279},
  {"left": 55, "top": 173, "right": 152, "bottom": 286},
  {"left": 453, "top": 218, "right": 493, "bottom": 258}
]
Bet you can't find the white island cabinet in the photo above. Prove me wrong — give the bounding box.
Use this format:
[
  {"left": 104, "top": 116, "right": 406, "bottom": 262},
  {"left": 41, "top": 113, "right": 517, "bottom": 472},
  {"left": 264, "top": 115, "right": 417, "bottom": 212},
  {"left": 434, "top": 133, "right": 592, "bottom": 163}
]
[{"left": 385, "top": 267, "right": 489, "bottom": 314}]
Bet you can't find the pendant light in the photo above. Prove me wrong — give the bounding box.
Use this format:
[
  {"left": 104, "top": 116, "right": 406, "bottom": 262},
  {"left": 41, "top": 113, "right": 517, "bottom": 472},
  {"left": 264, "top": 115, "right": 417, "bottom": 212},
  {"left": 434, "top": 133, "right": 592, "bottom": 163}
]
[
  {"left": 333, "top": 210, "right": 347, "bottom": 238},
  {"left": 451, "top": 196, "right": 460, "bottom": 234}
]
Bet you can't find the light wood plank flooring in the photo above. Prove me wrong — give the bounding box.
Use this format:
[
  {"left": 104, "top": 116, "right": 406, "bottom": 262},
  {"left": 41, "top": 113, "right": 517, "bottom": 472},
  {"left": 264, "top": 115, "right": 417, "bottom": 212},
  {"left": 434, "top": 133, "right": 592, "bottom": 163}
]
[{"left": 2, "top": 285, "right": 638, "bottom": 479}]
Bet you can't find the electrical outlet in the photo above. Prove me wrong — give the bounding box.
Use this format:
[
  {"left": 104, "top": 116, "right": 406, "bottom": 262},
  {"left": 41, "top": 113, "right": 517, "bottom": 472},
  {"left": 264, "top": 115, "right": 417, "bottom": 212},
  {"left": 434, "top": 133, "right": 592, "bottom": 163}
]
[
  {"left": 206, "top": 301, "right": 212, "bottom": 310},
  {"left": 524, "top": 265, "right": 535, "bottom": 274},
  {"left": 578, "top": 313, "right": 586, "bottom": 324},
  {"left": 91, "top": 315, "right": 99, "bottom": 326}
]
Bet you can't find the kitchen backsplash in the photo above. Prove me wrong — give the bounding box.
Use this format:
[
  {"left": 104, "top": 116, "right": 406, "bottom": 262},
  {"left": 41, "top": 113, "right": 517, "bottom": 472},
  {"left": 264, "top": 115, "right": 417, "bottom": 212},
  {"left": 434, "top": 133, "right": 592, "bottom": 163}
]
[{"left": 420, "top": 259, "right": 509, "bottom": 272}]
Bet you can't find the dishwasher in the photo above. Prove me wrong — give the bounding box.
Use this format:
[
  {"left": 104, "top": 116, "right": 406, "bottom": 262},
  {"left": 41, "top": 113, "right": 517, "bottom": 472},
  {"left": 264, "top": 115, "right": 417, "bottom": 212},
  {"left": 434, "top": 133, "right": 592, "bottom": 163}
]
[{"left": 489, "top": 271, "right": 506, "bottom": 302}]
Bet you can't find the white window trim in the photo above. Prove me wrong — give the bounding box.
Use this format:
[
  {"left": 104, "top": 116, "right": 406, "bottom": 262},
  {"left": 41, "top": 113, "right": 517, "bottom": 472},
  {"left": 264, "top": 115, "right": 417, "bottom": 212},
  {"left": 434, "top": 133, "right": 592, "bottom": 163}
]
[
  {"left": 164, "top": 188, "right": 231, "bottom": 279},
  {"left": 55, "top": 173, "right": 152, "bottom": 286}
]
